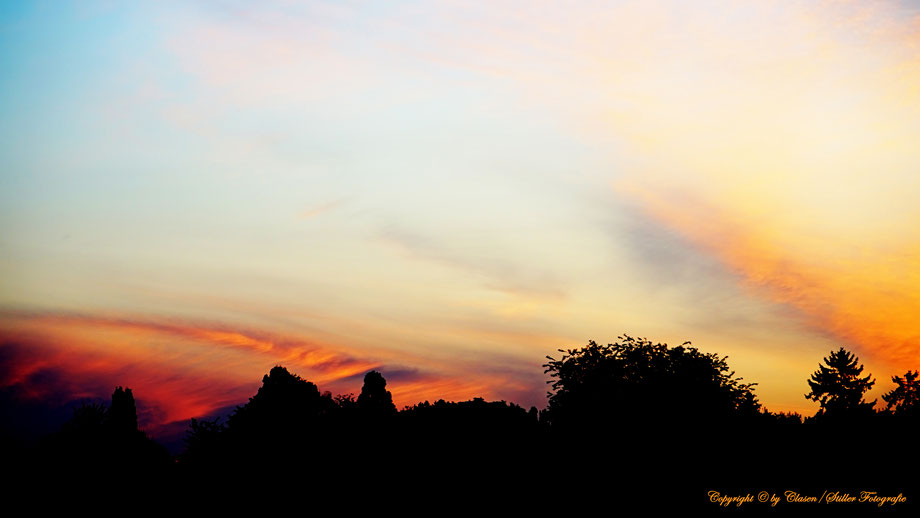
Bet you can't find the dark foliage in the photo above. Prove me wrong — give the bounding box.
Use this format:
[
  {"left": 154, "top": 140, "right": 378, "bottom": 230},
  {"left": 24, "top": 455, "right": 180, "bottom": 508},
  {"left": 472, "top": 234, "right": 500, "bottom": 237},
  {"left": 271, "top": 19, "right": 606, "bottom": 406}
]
[
  {"left": 357, "top": 370, "right": 396, "bottom": 417},
  {"left": 60, "top": 400, "right": 107, "bottom": 434},
  {"left": 23, "top": 385, "right": 171, "bottom": 499},
  {"left": 542, "top": 336, "right": 762, "bottom": 435},
  {"left": 11, "top": 339, "right": 920, "bottom": 511},
  {"left": 400, "top": 397, "right": 540, "bottom": 444},
  {"left": 181, "top": 416, "right": 225, "bottom": 467},
  {"left": 108, "top": 386, "right": 139, "bottom": 433},
  {"left": 805, "top": 347, "right": 876, "bottom": 420},
  {"left": 883, "top": 370, "right": 920, "bottom": 417},
  {"left": 225, "top": 366, "right": 335, "bottom": 434}
]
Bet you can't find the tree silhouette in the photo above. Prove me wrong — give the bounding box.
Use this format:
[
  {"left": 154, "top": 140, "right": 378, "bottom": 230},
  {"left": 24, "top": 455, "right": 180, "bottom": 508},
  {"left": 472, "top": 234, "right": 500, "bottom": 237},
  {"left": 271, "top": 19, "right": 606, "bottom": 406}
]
[
  {"left": 357, "top": 370, "right": 396, "bottom": 417},
  {"left": 805, "top": 347, "right": 876, "bottom": 418},
  {"left": 882, "top": 370, "right": 920, "bottom": 416},
  {"left": 540, "top": 336, "right": 769, "bottom": 508},
  {"left": 17, "top": 342, "right": 920, "bottom": 510},
  {"left": 61, "top": 401, "right": 107, "bottom": 434},
  {"left": 181, "top": 416, "right": 225, "bottom": 467},
  {"left": 107, "top": 386, "right": 138, "bottom": 434},
  {"left": 35, "top": 385, "right": 170, "bottom": 480},
  {"left": 223, "top": 366, "right": 335, "bottom": 445},
  {"left": 542, "top": 336, "right": 761, "bottom": 433}
]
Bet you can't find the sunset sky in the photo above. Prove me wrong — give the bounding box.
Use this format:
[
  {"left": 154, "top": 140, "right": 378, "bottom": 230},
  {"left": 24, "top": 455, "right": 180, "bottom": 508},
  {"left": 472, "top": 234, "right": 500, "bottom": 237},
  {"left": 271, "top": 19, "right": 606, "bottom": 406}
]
[{"left": 3, "top": 0, "right": 920, "bottom": 440}]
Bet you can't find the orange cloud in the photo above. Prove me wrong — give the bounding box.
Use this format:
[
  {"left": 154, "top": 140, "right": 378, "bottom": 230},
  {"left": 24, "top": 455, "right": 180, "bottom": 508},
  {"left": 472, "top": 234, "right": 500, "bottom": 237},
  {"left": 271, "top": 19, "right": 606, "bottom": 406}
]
[
  {"left": 627, "top": 190, "right": 920, "bottom": 374},
  {"left": 0, "top": 310, "right": 543, "bottom": 439},
  {"left": 561, "top": 1, "right": 920, "bottom": 375},
  {"left": 337, "top": 0, "right": 920, "bottom": 378}
]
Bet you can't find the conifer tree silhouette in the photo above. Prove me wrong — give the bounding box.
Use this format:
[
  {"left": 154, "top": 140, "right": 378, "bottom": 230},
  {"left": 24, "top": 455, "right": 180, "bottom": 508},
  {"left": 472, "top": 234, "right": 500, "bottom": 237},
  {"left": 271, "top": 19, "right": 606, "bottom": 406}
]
[
  {"left": 882, "top": 370, "right": 920, "bottom": 416},
  {"left": 805, "top": 347, "right": 876, "bottom": 418}
]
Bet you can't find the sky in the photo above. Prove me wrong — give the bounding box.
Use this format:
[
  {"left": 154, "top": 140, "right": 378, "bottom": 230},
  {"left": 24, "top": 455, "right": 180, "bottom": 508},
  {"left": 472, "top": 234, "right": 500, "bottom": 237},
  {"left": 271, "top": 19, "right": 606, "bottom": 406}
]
[{"left": 2, "top": 0, "right": 920, "bottom": 440}]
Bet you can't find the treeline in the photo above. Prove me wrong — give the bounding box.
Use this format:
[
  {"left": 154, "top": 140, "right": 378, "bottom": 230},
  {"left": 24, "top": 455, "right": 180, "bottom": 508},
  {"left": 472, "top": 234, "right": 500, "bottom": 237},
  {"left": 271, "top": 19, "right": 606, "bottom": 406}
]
[{"left": 13, "top": 336, "right": 920, "bottom": 510}]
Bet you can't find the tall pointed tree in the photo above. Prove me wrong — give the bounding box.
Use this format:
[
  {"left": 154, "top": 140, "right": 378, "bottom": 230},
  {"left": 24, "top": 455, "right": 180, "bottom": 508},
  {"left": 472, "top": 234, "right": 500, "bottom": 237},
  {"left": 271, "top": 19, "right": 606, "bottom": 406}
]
[{"left": 805, "top": 347, "right": 876, "bottom": 417}]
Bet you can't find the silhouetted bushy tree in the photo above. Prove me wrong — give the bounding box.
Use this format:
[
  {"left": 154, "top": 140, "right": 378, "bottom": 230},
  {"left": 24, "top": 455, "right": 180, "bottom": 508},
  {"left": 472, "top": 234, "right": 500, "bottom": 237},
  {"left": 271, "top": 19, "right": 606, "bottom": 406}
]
[
  {"left": 357, "top": 370, "right": 396, "bottom": 417},
  {"left": 539, "top": 336, "right": 766, "bottom": 507},
  {"left": 222, "top": 366, "right": 337, "bottom": 459},
  {"left": 542, "top": 336, "right": 761, "bottom": 434}
]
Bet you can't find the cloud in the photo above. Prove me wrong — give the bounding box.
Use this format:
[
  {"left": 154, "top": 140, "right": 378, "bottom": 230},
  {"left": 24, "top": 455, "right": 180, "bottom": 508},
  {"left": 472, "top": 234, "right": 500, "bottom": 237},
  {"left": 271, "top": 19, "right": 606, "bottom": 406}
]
[
  {"left": 0, "top": 309, "right": 550, "bottom": 438},
  {"left": 0, "top": 310, "right": 374, "bottom": 437},
  {"left": 599, "top": 0, "right": 920, "bottom": 365},
  {"left": 378, "top": 226, "right": 567, "bottom": 301},
  {"left": 0, "top": 309, "right": 371, "bottom": 372},
  {"left": 299, "top": 198, "right": 346, "bottom": 220},
  {"left": 412, "top": 0, "right": 920, "bottom": 373},
  {"left": 351, "top": 0, "right": 920, "bottom": 374}
]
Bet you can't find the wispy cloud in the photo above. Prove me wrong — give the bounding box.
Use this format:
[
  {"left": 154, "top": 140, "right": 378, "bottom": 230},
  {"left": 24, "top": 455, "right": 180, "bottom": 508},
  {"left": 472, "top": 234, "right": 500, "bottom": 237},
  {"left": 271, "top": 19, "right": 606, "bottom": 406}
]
[
  {"left": 378, "top": 226, "right": 567, "bottom": 301},
  {"left": 299, "top": 198, "right": 346, "bottom": 220}
]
